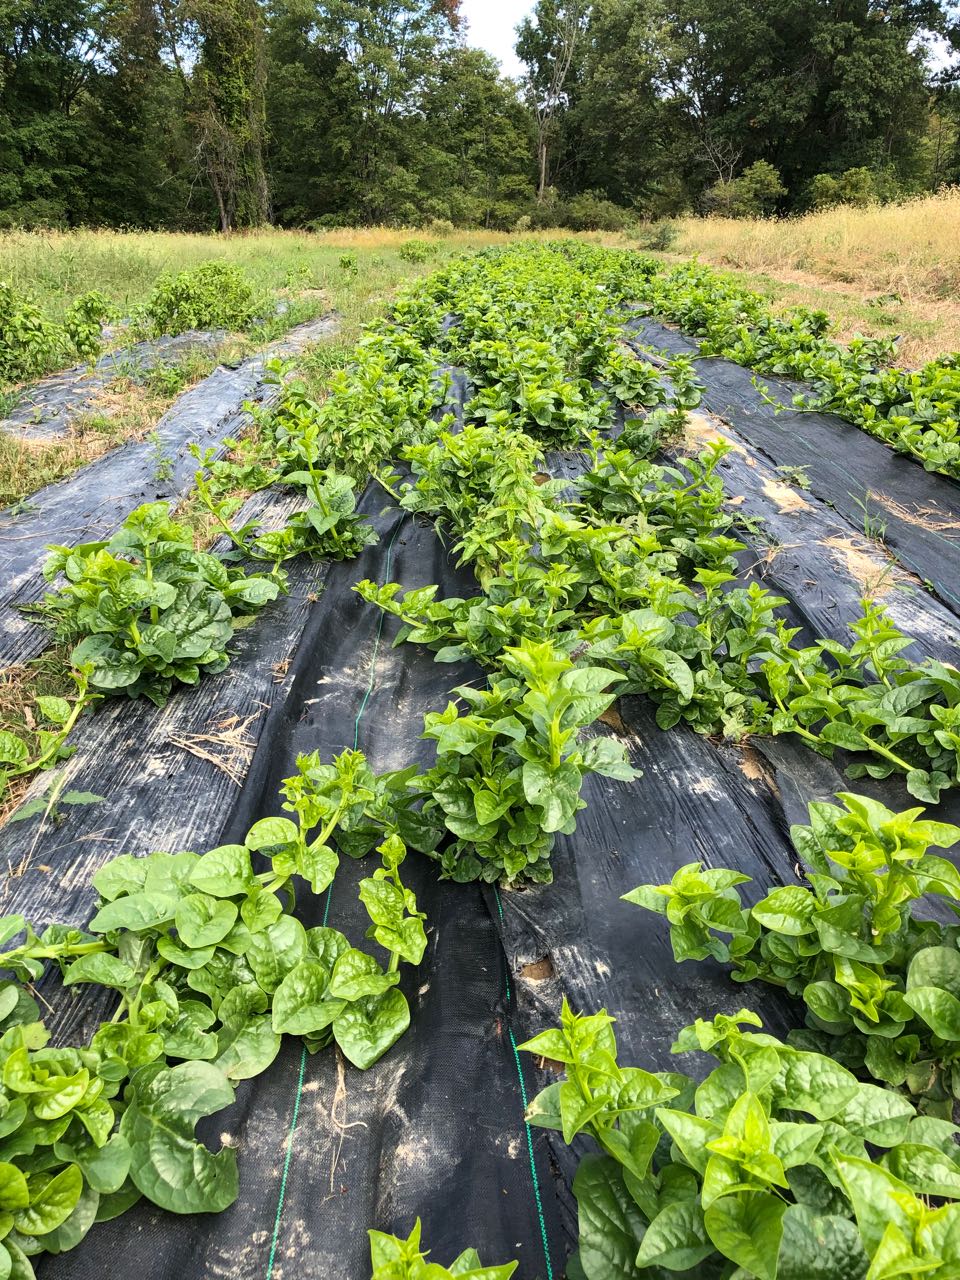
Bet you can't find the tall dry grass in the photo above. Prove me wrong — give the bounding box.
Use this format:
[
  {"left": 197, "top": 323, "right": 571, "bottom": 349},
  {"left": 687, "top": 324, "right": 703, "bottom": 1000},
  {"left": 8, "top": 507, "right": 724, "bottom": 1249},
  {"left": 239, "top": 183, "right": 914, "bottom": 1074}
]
[{"left": 675, "top": 189, "right": 960, "bottom": 302}]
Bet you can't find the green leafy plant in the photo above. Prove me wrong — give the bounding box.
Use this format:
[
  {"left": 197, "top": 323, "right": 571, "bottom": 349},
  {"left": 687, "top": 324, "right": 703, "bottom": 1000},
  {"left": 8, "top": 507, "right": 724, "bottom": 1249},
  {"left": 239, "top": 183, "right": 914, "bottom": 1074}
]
[
  {"left": 63, "top": 291, "right": 116, "bottom": 361},
  {"left": 0, "top": 669, "right": 98, "bottom": 798},
  {"left": 625, "top": 792, "right": 960, "bottom": 1109},
  {"left": 191, "top": 445, "right": 377, "bottom": 570},
  {"left": 0, "top": 750, "right": 428, "bottom": 1270},
  {"left": 140, "top": 261, "right": 258, "bottom": 337},
  {"left": 368, "top": 1220, "right": 517, "bottom": 1279},
  {"left": 397, "top": 240, "right": 437, "bottom": 264},
  {"left": 412, "top": 640, "right": 636, "bottom": 884},
  {"left": 0, "top": 282, "right": 65, "bottom": 384},
  {"left": 36, "top": 502, "right": 280, "bottom": 706},
  {"left": 465, "top": 336, "right": 612, "bottom": 443},
  {"left": 627, "top": 257, "right": 960, "bottom": 479},
  {"left": 523, "top": 1003, "right": 960, "bottom": 1280}
]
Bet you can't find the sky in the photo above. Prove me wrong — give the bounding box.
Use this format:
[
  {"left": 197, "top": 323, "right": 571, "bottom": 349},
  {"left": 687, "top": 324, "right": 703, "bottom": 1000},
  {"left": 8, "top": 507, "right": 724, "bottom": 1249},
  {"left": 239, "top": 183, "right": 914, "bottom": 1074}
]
[{"left": 459, "top": 0, "right": 535, "bottom": 79}]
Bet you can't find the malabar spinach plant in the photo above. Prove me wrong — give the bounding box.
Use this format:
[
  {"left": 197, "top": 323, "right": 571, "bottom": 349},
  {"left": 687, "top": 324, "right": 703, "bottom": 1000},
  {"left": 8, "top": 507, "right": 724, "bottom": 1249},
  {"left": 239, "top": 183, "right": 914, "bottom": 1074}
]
[{"left": 625, "top": 792, "right": 960, "bottom": 1110}]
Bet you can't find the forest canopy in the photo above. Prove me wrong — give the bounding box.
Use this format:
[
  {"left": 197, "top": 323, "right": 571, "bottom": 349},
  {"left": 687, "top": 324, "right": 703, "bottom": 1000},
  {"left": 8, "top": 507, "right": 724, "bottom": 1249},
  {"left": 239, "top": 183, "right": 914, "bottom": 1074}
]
[{"left": 0, "top": 0, "right": 958, "bottom": 231}]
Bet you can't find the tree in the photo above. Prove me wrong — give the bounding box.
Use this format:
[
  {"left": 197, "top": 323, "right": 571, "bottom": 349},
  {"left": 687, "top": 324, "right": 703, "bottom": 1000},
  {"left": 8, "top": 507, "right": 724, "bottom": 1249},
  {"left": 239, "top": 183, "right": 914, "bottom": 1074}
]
[
  {"left": 307, "top": 0, "right": 463, "bottom": 223},
  {"left": 561, "top": 0, "right": 695, "bottom": 214},
  {"left": 420, "top": 47, "right": 533, "bottom": 226},
  {"left": 182, "top": 0, "right": 270, "bottom": 230},
  {"left": 650, "top": 0, "right": 958, "bottom": 206},
  {"left": 516, "top": 0, "right": 589, "bottom": 202},
  {"left": 0, "top": 0, "right": 119, "bottom": 225}
]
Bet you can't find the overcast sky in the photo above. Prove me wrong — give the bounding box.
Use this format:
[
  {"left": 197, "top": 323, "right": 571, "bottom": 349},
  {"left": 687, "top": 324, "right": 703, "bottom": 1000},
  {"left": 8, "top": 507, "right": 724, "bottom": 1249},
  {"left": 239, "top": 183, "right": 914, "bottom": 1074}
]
[{"left": 459, "top": 0, "right": 534, "bottom": 78}]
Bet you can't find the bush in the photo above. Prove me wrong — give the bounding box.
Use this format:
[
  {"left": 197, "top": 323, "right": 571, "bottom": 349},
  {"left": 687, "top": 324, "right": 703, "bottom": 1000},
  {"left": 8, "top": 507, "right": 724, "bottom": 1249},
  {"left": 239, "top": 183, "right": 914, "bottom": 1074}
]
[
  {"left": 141, "top": 261, "right": 258, "bottom": 336},
  {"left": 398, "top": 239, "right": 437, "bottom": 264},
  {"left": 703, "top": 160, "right": 786, "bottom": 218},
  {"left": 0, "top": 282, "right": 65, "bottom": 384},
  {"left": 806, "top": 166, "right": 903, "bottom": 210},
  {"left": 512, "top": 214, "right": 532, "bottom": 234},
  {"left": 523, "top": 191, "right": 634, "bottom": 233},
  {"left": 424, "top": 217, "right": 455, "bottom": 237},
  {"left": 630, "top": 220, "right": 678, "bottom": 251},
  {"left": 64, "top": 290, "right": 116, "bottom": 361}
]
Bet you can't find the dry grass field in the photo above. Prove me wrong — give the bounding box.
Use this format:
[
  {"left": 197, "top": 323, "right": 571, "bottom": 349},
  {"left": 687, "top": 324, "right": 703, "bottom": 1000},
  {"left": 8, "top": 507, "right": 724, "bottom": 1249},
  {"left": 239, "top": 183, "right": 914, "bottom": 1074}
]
[{"left": 672, "top": 189, "right": 960, "bottom": 363}]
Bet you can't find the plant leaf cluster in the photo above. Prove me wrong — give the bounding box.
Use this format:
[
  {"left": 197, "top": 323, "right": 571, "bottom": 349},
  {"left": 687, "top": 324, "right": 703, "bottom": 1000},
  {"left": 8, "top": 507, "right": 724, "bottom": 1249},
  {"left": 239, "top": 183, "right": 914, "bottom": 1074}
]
[
  {"left": 0, "top": 749, "right": 427, "bottom": 1272},
  {"left": 523, "top": 1002, "right": 960, "bottom": 1280},
  {"left": 36, "top": 502, "right": 280, "bottom": 707},
  {"left": 626, "top": 792, "right": 960, "bottom": 1111}
]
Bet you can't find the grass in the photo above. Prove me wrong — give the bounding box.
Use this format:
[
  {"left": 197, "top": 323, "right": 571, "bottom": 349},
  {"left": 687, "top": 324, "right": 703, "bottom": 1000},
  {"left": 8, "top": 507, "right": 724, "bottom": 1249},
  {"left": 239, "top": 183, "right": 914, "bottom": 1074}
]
[
  {"left": 0, "top": 340, "right": 252, "bottom": 509},
  {"left": 0, "top": 228, "right": 522, "bottom": 507},
  {"left": 0, "top": 226, "right": 514, "bottom": 328},
  {"left": 671, "top": 189, "right": 960, "bottom": 364}
]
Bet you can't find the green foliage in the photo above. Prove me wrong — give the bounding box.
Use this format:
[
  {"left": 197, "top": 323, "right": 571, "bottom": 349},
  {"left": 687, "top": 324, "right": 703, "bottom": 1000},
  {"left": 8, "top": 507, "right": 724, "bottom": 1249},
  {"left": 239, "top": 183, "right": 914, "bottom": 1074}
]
[
  {"left": 626, "top": 792, "right": 960, "bottom": 1109},
  {"left": 523, "top": 1002, "right": 960, "bottom": 1280},
  {"left": 632, "top": 259, "right": 960, "bottom": 478},
  {"left": 0, "top": 749, "right": 427, "bottom": 1267},
  {"left": 37, "top": 502, "right": 280, "bottom": 707},
  {"left": 702, "top": 161, "right": 787, "bottom": 218},
  {"left": 413, "top": 640, "right": 636, "bottom": 884},
  {"left": 140, "top": 262, "right": 258, "bottom": 337},
  {"left": 466, "top": 337, "right": 612, "bottom": 442},
  {"left": 368, "top": 1220, "right": 517, "bottom": 1279},
  {"left": 397, "top": 240, "right": 437, "bottom": 264},
  {"left": 63, "top": 292, "right": 116, "bottom": 361},
  {"left": 806, "top": 167, "right": 903, "bottom": 210},
  {"left": 0, "top": 669, "right": 97, "bottom": 802},
  {"left": 0, "top": 283, "right": 66, "bottom": 385},
  {"left": 191, "top": 444, "right": 377, "bottom": 570}
]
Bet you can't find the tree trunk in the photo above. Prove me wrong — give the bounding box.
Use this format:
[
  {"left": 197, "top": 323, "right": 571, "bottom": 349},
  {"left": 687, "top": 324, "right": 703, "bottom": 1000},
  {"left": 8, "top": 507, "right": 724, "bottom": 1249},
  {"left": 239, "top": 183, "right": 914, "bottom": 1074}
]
[{"left": 537, "top": 134, "right": 549, "bottom": 202}]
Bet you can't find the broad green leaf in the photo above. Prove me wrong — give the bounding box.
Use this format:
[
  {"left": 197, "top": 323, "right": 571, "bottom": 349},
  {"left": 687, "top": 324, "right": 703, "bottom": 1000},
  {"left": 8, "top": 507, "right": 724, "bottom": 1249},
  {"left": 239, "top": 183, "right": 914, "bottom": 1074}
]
[
  {"left": 120, "top": 1061, "right": 238, "bottom": 1214},
  {"left": 333, "top": 989, "right": 410, "bottom": 1070},
  {"left": 188, "top": 845, "right": 253, "bottom": 898},
  {"left": 0, "top": 735, "right": 28, "bottom": 767},
  {"left": 272, "top": 961, "right": 344, "bottom": 1036},
  {"left": 329, "top": 950, "right": 399, "bottom": 1001},
  {"left": 13, "top": 1166, "right": 82, "bottom": 1237},
  {"left": 245, "top": 817, "right": 299, "bottom": 851},
  {"left": 174, "top": 894, "right": 238, "bottom": 949},
  {"left": 62, "top": 953, "right": 135, "bottom": 991},
  {"left": 245, "top": 915, "right": 306, "bottom": 994},
  {"left": 904, "top": 985, "right": 960, "bottom": 1041},
  {"left": 34, "top": 697, "right": 71, "bottom": 727},
  {"left": 833, "top": 1154, "right": 914, "bottom": 1255},
  {"left": 0, "top": 1167, "right": 28, "bottom": 1213},
  {"left": 704, "top": 1190, "right": 787, "bottom": 1280},
  {"left": 89, "top": 891, "right": 179, "bottom": 934},
  {"left": 572, "top": 1154, "right": 645, "bottom": 1280},
  {"left": 777, "top": 1203, "right": 869, "bottom": 1280},
  {"left": 634, "top": 1199, "right": 713, "bottom": 1271},
  {"left": 752, "top": 885, "right": 818, "bottom": 936}
]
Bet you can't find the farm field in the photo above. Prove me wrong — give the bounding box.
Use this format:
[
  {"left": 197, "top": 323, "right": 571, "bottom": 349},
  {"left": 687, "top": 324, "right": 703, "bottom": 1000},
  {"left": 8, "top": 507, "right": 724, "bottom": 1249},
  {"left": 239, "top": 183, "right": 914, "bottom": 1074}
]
[{"left": 2, "top": 235, "right": 960, "bottom": 1280}]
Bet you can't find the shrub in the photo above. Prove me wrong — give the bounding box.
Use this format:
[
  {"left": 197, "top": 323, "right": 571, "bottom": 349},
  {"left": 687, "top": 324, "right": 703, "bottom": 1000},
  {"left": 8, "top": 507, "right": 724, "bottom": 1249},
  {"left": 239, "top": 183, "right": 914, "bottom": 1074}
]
[
  {"left": 703, "top": 160, "right": 786, "bottom": 218},
  {"left": 398, "top": 239, "right": 437, "bottom": 264},
  {"left": 806, "top": 166, "right": 902, "bottom": 210},
  {"left": 512, "top": 213, "right": 532, "bottom": 233},
  {"left": 631, "top": 220, "right": 678, "bottom": 251},
  {"left": 141, "top": 261, "right": 258, "bottom": 336},
  {"left": 64, "top": 290, "right": 116, "bottom": 361},
  {"left": 526, "top": 191, "right": 634, "bottom": 232},
  {"left": 0, "top": 282, "right": 65, "bottom": 384},
  {"left": 424, "top": 217, "right": 455, "bottom": 236}
]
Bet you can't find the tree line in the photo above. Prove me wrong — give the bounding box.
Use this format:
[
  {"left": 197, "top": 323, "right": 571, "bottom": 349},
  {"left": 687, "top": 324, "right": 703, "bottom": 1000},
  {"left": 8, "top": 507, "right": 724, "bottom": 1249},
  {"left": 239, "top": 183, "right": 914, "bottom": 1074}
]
[{"left": 1, "top": 0, "right": 958, "bottom": 232}]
